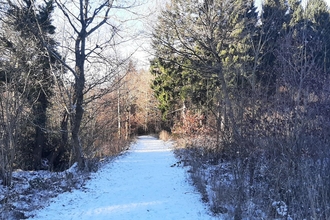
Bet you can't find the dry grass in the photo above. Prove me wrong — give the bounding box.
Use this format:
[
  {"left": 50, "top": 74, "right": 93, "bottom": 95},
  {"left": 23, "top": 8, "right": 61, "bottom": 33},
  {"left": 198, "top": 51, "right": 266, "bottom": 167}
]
[
  {"left": 159, "top": 130, "right": 171, "bottom": 141},
  {"left": 174, "top": 134, "right": 330, "bottom": 219}
]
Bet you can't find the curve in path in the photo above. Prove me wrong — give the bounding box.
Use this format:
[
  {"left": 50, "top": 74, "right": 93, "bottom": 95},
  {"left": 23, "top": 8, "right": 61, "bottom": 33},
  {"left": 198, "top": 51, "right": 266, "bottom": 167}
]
[{"left": 29, "top": 136, "right": 216, "bottom": 220}]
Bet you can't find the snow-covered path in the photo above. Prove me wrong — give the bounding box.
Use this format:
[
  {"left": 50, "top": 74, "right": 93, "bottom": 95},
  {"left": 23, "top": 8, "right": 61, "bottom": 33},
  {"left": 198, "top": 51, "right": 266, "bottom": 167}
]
[{"left": 29, "top": 136, "right": 216, "bottom": 220}]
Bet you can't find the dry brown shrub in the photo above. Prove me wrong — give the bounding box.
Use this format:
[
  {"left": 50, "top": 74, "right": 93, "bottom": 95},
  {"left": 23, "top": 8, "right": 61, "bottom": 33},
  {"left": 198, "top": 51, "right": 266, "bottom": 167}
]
[{"left": 159, "top": 130, "right": 171, "bottom": 141}]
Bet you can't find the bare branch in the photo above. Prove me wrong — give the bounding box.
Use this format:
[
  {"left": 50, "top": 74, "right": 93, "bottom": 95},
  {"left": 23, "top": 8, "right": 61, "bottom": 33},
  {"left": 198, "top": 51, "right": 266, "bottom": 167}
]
[{"left": 54, "top": 0, "right": 80, "bottom": 34}]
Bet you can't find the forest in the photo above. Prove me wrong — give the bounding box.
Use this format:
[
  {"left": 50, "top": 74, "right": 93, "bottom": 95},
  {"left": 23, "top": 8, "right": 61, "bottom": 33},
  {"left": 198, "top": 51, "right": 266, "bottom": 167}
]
[
  {"left": 1, "top": 0, "right": 330, "bottom": 219},
  {"left": 151, "top": 0, "right": 330, "bottom": 219},
  {"left": 0, "top": 0, "right": 161, "bottom": 186}
]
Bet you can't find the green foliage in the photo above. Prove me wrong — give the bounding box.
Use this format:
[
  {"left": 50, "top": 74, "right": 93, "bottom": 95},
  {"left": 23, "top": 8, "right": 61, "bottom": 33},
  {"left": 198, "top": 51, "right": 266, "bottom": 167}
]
[
  {"left": 151, "top": 55, "right": 217, "bottom": 122},
  {"left": 152, "top": 5, "right": 330, "bottom": 218},
  {"left": 151, "top": 0, "right": 256, "bottom": 126},
  {"left": 3, "top": 0, "right": 58, "bottom": 100},
  {"left": 305, "top": 0, "right": 330, "bottom": 72}
]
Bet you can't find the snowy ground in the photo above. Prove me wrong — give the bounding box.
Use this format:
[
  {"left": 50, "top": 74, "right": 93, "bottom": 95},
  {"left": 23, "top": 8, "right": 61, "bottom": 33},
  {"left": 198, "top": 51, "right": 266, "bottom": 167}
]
[{"left": 25, "top": 136, "right": 217, "bottom": 220}]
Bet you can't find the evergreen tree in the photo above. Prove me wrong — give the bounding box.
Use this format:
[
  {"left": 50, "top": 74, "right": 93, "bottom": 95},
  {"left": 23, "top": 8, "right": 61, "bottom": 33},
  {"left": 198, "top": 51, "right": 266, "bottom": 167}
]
[
  {"left": 305, "top": 0, "right": 330, "bottom": 74},
  {"left": 222, "top": 0, "right": 258, "bottom": 94},
  {"left": 151, "top": 0, "right": 253, "bottom": 125},
  {"left": 1, "top": 0, "right": 59, "bottom": 169},
  {"left": 151, "top": 0, "right": 220, "bottom": 124},
  {"left": 257, "top": 0, "right": 290, "bottom": 94}
]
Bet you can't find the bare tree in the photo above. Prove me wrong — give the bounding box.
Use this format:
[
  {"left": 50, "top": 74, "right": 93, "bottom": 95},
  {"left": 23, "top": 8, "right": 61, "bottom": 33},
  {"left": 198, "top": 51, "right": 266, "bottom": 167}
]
[
  {"left": 46, "top": 0, "right": 140, "bottom": 169},
  {"left": 0, "top": 73, "right": 26, "bottom": 186},
  {"left": 0, "top": 28, "right": 30, "bottom": 185}
]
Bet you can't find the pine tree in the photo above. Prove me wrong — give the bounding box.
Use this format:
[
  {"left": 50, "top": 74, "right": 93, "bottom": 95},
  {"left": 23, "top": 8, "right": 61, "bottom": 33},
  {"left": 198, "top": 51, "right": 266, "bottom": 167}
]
[
  {"left": 257, "top": 0, "right": 290, "bottom": 94},
  {"left": 305, "top": 0, "right": 330, "bottom": 74},
  {"left": 1, "top": 0, "right": 59, "bottom": 169},
  {"left": 151, "top": 0, "right": 253, "bottom": 119},
  {"left": 151, "top": 0, "right": 219, "bottom": 123}
]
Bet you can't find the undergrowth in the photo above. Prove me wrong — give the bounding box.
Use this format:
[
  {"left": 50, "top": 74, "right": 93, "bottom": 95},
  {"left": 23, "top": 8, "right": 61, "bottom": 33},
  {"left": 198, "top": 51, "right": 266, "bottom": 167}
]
[{"left": 174, "top": 136, "right": 330, "bottom": 219}]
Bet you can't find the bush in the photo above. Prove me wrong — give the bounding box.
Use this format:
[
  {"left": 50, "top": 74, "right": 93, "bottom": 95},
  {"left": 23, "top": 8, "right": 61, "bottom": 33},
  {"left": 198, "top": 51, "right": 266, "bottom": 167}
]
[
  {"left": 174, "top": 132, "right": 330, "bottom": 219},
  {"left": 159, "top": 130, "right": 171, "bottom": 141}
]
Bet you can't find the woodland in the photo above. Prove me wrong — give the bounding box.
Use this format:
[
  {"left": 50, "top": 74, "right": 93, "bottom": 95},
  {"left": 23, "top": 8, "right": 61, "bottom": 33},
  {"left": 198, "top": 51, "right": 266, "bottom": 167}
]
[
  {"left": 0, "top": 0, "right": 161, "bottom": 186},
  {"left": 151, "top": 0, "right": 330, "bottom": 219},
  {"left": 0, "top": 0, "right": 330, "bottom": 219}
]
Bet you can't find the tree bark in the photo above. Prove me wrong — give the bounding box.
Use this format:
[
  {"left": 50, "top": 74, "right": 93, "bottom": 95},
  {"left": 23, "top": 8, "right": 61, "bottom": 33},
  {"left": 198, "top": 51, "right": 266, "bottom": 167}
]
[
  {"left": 53, "top": 0, "right": 119, "bottom": 169},
  {"left": 48, "top": 111, "right": 68, "bottom": 170},
  {"left": 71, "top": 43, "right": 86, "bottom": 169},
  {"left": 32, "top": 92, "right": 48, "bottom": 170}
]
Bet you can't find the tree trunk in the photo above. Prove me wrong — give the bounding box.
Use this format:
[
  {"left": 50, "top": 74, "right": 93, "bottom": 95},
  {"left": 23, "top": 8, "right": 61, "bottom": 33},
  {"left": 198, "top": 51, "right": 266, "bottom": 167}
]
[
  {"left": 53, "top": 0, "right": 117, "bottom": 169},
  {"left": 48, "top": 111, "right": 68, "bottom": 170},
  {"left": 217, "top": 66, "right": 240, "bottom": 142},
  {"left": 32, "top": 92, "right": 48, "bottom": 170},
  {"left": 71, "top": 33, "right": 86, "bottom": 169},
  {"left": 117, "top": 88, "right": 121, "bottom": 139},
  {"left": 71, "top": 64, "right": 85, "bottom": 169}
]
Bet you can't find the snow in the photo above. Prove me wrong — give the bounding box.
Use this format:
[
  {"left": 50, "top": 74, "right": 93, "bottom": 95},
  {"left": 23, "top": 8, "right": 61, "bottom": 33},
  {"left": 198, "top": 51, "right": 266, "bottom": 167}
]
[
  {"left": 0, "top": 162, "right": 88, "bottom": 219},
  {"left": 27, "top": 136, "right": 216, "bottom": 220}
]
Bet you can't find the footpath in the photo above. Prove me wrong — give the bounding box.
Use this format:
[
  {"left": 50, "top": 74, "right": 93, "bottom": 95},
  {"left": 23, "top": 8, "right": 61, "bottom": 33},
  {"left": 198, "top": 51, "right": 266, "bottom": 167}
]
[{"left": 29, "top": 136, "right": 216, "bottom": 220}]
